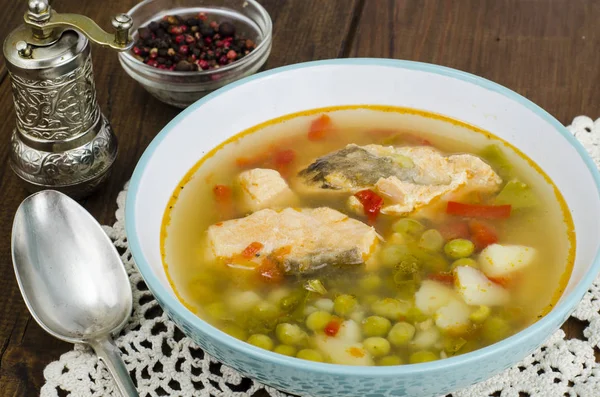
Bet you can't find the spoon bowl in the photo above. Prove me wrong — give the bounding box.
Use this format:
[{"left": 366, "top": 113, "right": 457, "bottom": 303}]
[{"left": 11, "top": 190, "right": 138, "bottom": 396}]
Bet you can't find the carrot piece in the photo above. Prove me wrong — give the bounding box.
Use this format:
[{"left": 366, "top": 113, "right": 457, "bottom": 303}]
[
  {"left": 241, "top": 242, "right": 264, "bottom": 258},
  {"left": 347, "top": 347, "right": 365, "bottom": 358},
  {"left": 446, "top": 201, "right": 511, "bottom": 219},
  {"left": 213, "top": 184, "right": 232, "bottom": 200},
  {"left": 274, "top": 149, "right": 295, "bottom": 166},
  {"left": 428, "top": 273, "right": 455, "bottom": 285},
  {"left": 324, "top": 319, "right": 341, "bottom": 336},
  {"left": 354, "top": 189, "right": 384, "bottom": 224},
  {"left": 469, "top": 220, "right": 498, "bottom": 251},
  {"left": 488, "top": 276, "right": 511, "bottom": 288},
  {"left": 308, "top": 114, "right": 333, "bottom": 141},
  {"left": 438, "top": 221, "right": 470, "bottom": 240},
  {"left": 255, "top": 258, "right": 284, "bottom": 284}
]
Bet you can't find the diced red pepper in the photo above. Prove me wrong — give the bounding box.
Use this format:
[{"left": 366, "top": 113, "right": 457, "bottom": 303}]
[
  {"left": 446, "top": 201, "right": 511, "bottom": 219},
  {"left": 428, "top": 273, "right": 455, "bottom": 285},
  {"left": 354, "top": 189, "right": 384, "bottom": 224},
  {"left": 241, "top": 242, "right": 264, "bottom": 258},
  {"left": 274, "top": 149, "right": 295, "bottom": 166},
  {"left": 255, "top": 258, "right": 283, "bottom": 284},
  {"left": 469, "top": 220, "right": 498, "bottom": 251},
  {"left": 308, "top": 114, "right": 333, "bottom": 141},
  {"left": 324, "top": 319, "right": 341, "bottom": 336},
  {"left": 213, "top": 184, "right": 232, "bottom": 201},
  {"left": 438, "top": 221, "right": 470, "bottom": 240}
]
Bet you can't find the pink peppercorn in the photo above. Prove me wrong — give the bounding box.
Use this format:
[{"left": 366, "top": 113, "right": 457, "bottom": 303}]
[
  {"left": 197, "top": 59, "right": 209, "bottom": 70},
  {"left": 226, "top": 50, "right": 237, "bottom": 60},
  {"left": 185, "top": 34, "right": 196, "bottom": 44},
  {"left": 178, "top": 45, "right": 189, "bottom": 55},
  {"left": 146, "top": 59, "right": 158, "bottom": 67},
  {"left": 175, "top": 34, "right": 186, "bottom": 44}
]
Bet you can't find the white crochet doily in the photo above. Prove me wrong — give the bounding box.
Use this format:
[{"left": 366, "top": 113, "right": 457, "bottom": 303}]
[{"left": 41, "top": 116, "right": 600, "bottom": 397}]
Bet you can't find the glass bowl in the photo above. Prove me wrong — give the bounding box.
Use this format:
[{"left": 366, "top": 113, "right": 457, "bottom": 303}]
[{"left": 118, "top": 0, "right": 272, "bottom": 108}]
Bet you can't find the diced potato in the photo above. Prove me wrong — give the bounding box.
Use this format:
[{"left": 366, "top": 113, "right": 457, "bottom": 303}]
[
  {"left": 478, "top": 244, "right": 536, "bottom": 278},
  {"left": 314, "top": 298, "right": 335, "bottom": 312},
  {"left": 415, "top": 280, "right": 457, "bottom": 315},
  {"left": 237, "top": 168, "right": 297, "bottom": 212},
  {"left": 434, "top": 299, "right": 472, "bottom": 334},
  {"left": 337, "top": 320, "right": 362, "bottom": 343},
  {"left": 347, "top": 195, "right": 364, "bottom": 216},
  {"left": 227, "top": 290, "right": 262, "bottom": 312},
  {"left": 410, "top": 327, "right": 440, "bottom": 350},
  {"left": 454, "top": 266, "right": 509, "bottom": 306},
  {"left": 314, "top": 335, "right": 374, "bottom": 366}
]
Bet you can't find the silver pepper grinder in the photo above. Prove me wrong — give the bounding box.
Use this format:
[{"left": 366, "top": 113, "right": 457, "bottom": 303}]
[{"left": 3, "top": 0, "right": 134, "bottom": 199}]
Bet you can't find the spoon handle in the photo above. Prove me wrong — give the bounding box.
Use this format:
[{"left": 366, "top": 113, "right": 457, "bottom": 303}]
[{"left": 90, "top": 336, "right": 139, "bottom": 397}]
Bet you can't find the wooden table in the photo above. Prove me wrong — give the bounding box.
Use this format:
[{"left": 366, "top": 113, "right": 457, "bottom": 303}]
[{"left": 0, "top": 0, "right": 598, "bottom": 395}]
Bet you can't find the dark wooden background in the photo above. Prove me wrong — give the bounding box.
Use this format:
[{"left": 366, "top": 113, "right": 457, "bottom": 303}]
[{"left": 0, "top": 0, "right": 598, "bottom": 395}]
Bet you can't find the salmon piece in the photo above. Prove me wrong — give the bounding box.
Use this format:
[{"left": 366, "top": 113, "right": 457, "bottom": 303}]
[
  {"left": 295, "top": 144, "right": 502, "bottom": 216},
  {"left": 237, "top": 168, "right": 298, "bottom": 212},
  {"left": 206, "top": 207, "right": 379, "bottom": 275}
]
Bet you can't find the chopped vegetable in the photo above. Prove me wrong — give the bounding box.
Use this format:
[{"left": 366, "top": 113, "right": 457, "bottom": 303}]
[
  {"left": 387, "top": 322, "right": 415, "bottom": 346},
  {"left": 306, "top": 311, "right": 332, "bottom": 331},
  {"left": 305, "top": 279, "right": 327, "bottom": 295},
  {"left": 478, "top": 243, "right": 537, "bottom": 278},
  {"left": 324, "top": 319, "right": 341, "bottom": 336},
  {"left": 274, "top": 149, "right": 296, "bottom": 167},
  {"left": 451, "top": 257, "right": 478, "bottom": 270},
  {"left": 481, "top": 316, "right": 510, "bottom": 342},
  {"left": 469, "top": 305, "right": 491, "bottom": 323},
  {"left": 362, "top": 316, "right": 392, "bottom": 337},
  {"left": 392, "top": 218, "right": 426, "bottom": 240},
  {"left": 241, "top": 242, "right": 264, "bottom": 258},
  {"left": 418, "top": 229, "right": 445, "bottom": 252},
  {"left": 276, "top": 323, "right": 308, "bottom": 346},
  {"left": 371, "top": 298, "right": 410, "bottom": 320},
  {"left": 247, "top": 334, "right": 274, "bottom": 350},
  {"left": 427, "top": 273, "right": 454, "bottom": 285},
  {"left": 354, "top": 189, "right": 384, "bottom": 224},
  {"left": 480, "top": 144, "right": 512, "bottom": 180},
  {"left": 469, "top": 220, "right": 498, "bottom": 251},
  {"left": 359, "top": 274, "right": 382, "bottom": 291},
  {"left": 255, "top": 258, "right": 284, "bottom": 284},
  {"left": 296, "top": 348, "right": 324, "bottom": 362},
  {"left": 378, "top": 355, "right": 403, "bottom": 366},
  {"left": 274, "top": 344, "right": 297, "bottom": 356},
  {"left": 446, "top": 201, "right": 512, "bottom": 219},
  {"left": 308, "top": 114, "right": 333, "bottom": 141},
  {"left": 444, "top": 238, "right": 475, "bottom": 259},
  {"left": 454, "top": 266, "right": 509, "bottom": 306},
  {"left": 334, "top": 294, "right": 358, "bottom": 317},
  {"left": 314, "top": 298, "right": 334, "bottom": 312},
  {"left": 364, "top": 337, "right": 391, "bottom": 357},
  {"left": 410, "top": 326, "right": 440, "bottom": 349},
  {"left": 494, "top": 179, "right": 538, "bottom": 209},
  {"left": 443, "top": 337, "right": 467, "bottom": 354},
  {"left": 213, "top": 184, "right": 232, "bottom": 200},
  {"left": 438, "top": 221, "right": 470, "bottom": 241},
  {"left": 409, "top": 351, "right": 438, "bottom": 364},
  {"left": 415, "top": 280, "right": 457, "bottom": 315},
  {"left": 434, "top": 299, "right": 471, "bottom": 334}
]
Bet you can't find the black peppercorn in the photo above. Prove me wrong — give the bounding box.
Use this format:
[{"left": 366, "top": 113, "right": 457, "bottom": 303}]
[
  {"left": 199, "top": 25, "right": 214, "bottom": 37},
  {"left": 138, "top": 27, "right": 152, "bottom": 41},
  {"left": 218, "top": 21, "right": 235, "bottom": 37},
  {"left": 192, "top": 48, "right": 201, "bottom": 57},
  {"left": 148, "top": 21, "right": 160, "bottom": 31},
  {"left": 175, "top": 60, "right": 195, "bottom": 71},
  {"left": 186, "top": 18, "right": 198, "bottom": 26},
  {"left": 158, "top": 48, "right": 168, "bottom": 57},
  {"left": 156, "top": 28, "right": 167, "bottom": 38},
  {"left": 157, "top": 57, "right": 166, "bottom": 64}
]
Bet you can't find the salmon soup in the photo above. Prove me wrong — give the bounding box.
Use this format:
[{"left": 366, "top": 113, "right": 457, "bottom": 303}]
[{"left": 161, "top": 106, "right": 575, "bottom": 366}]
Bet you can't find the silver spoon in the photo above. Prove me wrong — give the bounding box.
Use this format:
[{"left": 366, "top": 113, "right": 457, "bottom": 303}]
[{"left": 11, "top": 190, "right": 138, "bottom": 397}]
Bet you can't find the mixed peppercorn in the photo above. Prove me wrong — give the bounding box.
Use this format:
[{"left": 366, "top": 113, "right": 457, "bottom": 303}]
[{"left": 131, "top": 12, "right": 257, "bottom": 72}]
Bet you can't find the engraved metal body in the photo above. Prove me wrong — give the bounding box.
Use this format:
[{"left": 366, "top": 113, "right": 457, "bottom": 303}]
[{"left": 3, "top": 0, "right": 132, "bottom": 198}]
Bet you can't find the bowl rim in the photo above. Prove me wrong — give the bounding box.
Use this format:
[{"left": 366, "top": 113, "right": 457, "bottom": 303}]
[
  {"left": 118, "top": 0, "right": 273, "bottom": 77},
  {"left": 125, "top": 58, "right": 600, "bottom": 376}
]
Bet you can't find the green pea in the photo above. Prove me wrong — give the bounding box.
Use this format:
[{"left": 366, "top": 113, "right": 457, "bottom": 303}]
[
  {"left": 378, "top": 355, "right": 403, "bottom": 366},
  {"left": 364, "top": 337, "right": 391, "bottom": 357},
  {"left": 334, "top": 294, "right": 357, "bottom": 317},
  {"left": 409, "top": 350, "right": 438, "bottom": 364},
  {"left": 279, "top": 290, "right": 304, "bottom": 311},
  {"left": 362, "top": 316, "right": 392, "bottom": 337},
  {"left": 276, "top": 323, "right": 308, "bottom": 346},
  {"left": 387, "top": 322, "right": 416, "bottom": 346},
  {"left": 469, "top": 305, "right": 491, "bottom": 323},
  {"left": 372, "top": 298, "right": 411, "bottom": 320},
  {"left": 220, "top": 323, "right": 247, "bottom": 341},
  {"left": 297, "top": 349, "right": 324, "bottom": 362},
  {"left": 482, "top": 316, "right": 510, "bottom": 342},
  {"left": 444, "top": 239, "right": 475, "bottom": 259},
  {"left": 392, "top": 218, "right": 426, "bottom": 239},
  {"left": 252, "top": 301, "right": 279, "bottom": 321},
  {"left": 205, "top": 302, "right": 231, "bottom": 321},
  {"left": 274, "top": 344, "right": 297, "bottom": 357},
  {"left": 306, "top": 311, "right": 332, "bottom": 331},
  {"left": 359, "top": 273, "right": 382, "bottom": 291},
  {"left": 247, "top": 334, "right": 274, "bottom": 351},
  {"left": 451, "top": 257, "right": 478, "bottom": 270},
  {"left": 314, "top": 298, "right": 334, "bottom": 312},
  {"left": 418, "top": 229, "right": 445, "bottom": 252}
]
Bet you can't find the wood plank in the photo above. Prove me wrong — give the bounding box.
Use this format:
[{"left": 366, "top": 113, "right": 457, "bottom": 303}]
[
  {"left": 349, "top": 0, "right": 600, "bottom": 125},
  {"left": 0, "top": 0, "right": 360, "bottom": 394}
]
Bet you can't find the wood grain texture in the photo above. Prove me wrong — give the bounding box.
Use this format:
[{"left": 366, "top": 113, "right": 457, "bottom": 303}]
[
  {"left": 0, "top": 1, "right": 360, "bottom": 395},
  {"left": 350, "top": 0, "right": 600, "bottom": 125}
]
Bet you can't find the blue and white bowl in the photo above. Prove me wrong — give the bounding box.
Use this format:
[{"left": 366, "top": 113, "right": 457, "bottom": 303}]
[{"left": 126, "top": 59, "right": 600, "bottom": 397}]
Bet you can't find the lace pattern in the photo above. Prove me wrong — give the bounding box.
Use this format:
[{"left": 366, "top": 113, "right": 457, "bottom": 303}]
[{"left": 41, "top": 116, "right": 600, "bottom": 397}]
